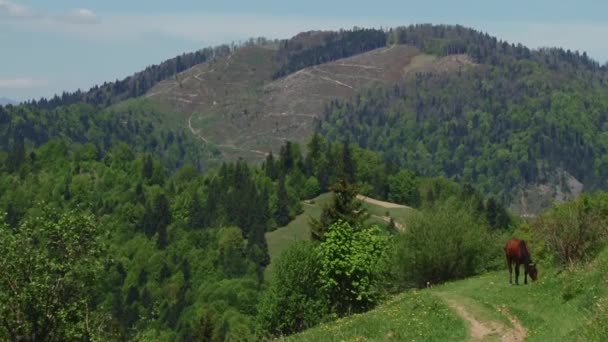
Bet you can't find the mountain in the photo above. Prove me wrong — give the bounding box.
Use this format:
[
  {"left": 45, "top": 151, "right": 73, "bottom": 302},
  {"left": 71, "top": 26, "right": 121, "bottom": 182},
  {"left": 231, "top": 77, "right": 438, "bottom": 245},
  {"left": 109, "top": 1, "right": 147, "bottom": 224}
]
[
  {"left": 146, "top": 41, "right": 472, "bottom": 160},
  {"left": 143, "top": 25, "right": 608, "bottom": 213},
  {"left": 0, "top": 97, "right": 17, "bottom": 106},
  {"left": 3, "top": 25, "right": 608, "bottom": 213}
]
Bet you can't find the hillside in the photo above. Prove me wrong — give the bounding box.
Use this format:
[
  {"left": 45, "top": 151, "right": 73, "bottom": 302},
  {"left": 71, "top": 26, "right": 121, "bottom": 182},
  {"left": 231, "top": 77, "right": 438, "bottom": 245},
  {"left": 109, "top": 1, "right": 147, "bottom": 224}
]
[
  {"left": 146, "top": 43, "right": 472, "bottom": 161},
  {"left": 286, "top": 266, "right": 603, "bottom": 341},
  {"left": 137, "top": 25, "right": 608, "bottom": 214}
]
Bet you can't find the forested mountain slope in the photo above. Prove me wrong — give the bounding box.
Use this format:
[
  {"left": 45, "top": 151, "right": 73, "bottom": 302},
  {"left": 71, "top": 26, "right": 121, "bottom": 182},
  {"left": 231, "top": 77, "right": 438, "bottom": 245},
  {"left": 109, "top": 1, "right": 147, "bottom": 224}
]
[
  {"left": 4, "top": 24, "right": 608, "bottom": 210},
  {"left": 143, "top": 25, "right": 608, "bottom": 211},
  {"left": 316, "top": 26, "right": 608, "bottom": 211}
]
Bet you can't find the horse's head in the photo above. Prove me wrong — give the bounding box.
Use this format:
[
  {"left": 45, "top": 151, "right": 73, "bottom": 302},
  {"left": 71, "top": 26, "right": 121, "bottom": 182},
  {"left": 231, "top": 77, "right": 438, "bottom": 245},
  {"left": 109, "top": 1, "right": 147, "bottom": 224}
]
[{"left": 527, "top": 262, "right": 538, "bottom": 281}]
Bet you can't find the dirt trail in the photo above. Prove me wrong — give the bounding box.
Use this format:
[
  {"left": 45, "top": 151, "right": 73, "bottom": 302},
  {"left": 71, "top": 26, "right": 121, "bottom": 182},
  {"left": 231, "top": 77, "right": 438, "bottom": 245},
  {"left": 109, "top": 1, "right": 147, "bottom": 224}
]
[
  {"left": 187, "top": 114, "right": 266, "bottom": 156},
  {"left": 301, "top": 69, "right": 354, "bottom": 89},
  {"left": 188, "top": 114, "right": 209, "bottom": 143},
  {"left": 445, "top": 300, "right": 527, "bottom": 342},
  {"left": 356, "top": 195, "right": 411, "bottom": 209},
  {"left": 497, "top": 306, "right": 528, "bottom": 342}
]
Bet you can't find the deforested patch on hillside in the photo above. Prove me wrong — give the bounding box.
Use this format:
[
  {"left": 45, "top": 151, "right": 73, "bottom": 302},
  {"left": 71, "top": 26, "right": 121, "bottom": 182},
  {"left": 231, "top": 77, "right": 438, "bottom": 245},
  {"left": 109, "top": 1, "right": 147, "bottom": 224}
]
[{"left": 147, "top": 43, "right": 474, "bottom": 162}]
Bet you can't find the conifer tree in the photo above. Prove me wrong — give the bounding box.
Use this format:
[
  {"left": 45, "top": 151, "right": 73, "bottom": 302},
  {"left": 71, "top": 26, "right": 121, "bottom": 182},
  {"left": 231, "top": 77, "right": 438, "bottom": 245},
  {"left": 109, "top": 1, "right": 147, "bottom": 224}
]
[
  {"left": 265, "top": 152, "right": 277, "bottom": 180},
  {"left": 310, "top": 179, "right": 369, "bottom": 241},
  {"left": 189, "top": 191, "right": 204, "bottom": 229},
  {"left": 275, "top": 176, "right": 291, "bottom": 226},
  {"left": 341, "top": 137, "right": 356, "bottom": 184}
]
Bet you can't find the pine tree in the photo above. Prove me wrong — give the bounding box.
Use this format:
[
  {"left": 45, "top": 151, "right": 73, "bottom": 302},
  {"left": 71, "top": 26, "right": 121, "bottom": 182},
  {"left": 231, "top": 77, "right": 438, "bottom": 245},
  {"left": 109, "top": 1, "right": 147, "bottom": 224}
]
[
  {"left": 305, "top": 133, "right": 323, "bottom": 177},
  {"left": 135, "top": 182, "right": 145, "bottom": 204},
  {"left": 142, "top": 154, "right": 154, "bottom": 180},
  {"left": 275, "top": 176, "right": 291, "bottom": 226},
  {"left": 341, "top": 137, "right": 356, "bottom": 184},
  {"left": 189, "top": 191, "right": 204, "bottom": 229},
  {"left": 7, "top": 136, "right": 25, "bottom": 173},
  {"left": 310, "top": 179, "right": 369, "bottom": 240},
  {"left": 265, "top": 152, "right": 277, "bottom": 180},
  {"left": 155, "top": 194, "right": 171, "bottom": 249}
]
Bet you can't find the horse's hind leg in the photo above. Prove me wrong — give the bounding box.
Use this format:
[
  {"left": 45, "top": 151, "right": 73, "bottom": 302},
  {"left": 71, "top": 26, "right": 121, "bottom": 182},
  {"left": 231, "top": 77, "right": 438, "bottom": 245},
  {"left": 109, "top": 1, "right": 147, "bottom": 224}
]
[
  {"left": 515, "top": 263, "right": 520, "bottom": 285},
  {"left": 507, "top": 257, "right": 513, "bottom": 285}
]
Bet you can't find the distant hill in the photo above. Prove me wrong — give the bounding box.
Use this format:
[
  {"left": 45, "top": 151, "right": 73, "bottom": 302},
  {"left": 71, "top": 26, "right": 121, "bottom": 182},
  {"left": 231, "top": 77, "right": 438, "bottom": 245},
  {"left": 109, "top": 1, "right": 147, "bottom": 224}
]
[
  {"left": 147, "top": 40, "right": 471, "bottom": 160},
  {"left": 3, "top": 24, "right": 608, "bottom": 213},
  {"left": 0, "top": 97, "right": 17, "bottom": 106}
]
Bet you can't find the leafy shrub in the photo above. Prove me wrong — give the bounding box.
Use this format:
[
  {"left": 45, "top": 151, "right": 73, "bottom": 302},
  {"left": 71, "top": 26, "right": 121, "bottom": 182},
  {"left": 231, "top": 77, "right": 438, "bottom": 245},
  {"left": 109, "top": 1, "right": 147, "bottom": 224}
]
[
  {"left": 257, "top": 242, "right": 328, "bottom": 337},
  {"left": 532, "top": 194, "right": 608, "bottom": 265},
  {"left": 391, "top": 198, "right": 496, "bottom": 288},
  {"left": 317, "top": 221, "right": 390, "bottom": 315},
  {"left": 302, "top": 176, "right": 321, "bottom": 199}
]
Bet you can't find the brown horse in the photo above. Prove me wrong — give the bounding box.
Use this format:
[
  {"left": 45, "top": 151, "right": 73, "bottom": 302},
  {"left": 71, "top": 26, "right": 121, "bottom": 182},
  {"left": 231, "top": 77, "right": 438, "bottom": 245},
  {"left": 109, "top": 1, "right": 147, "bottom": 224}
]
[{"left": 504, "top": 239, "right": 538, "bottom": 285}]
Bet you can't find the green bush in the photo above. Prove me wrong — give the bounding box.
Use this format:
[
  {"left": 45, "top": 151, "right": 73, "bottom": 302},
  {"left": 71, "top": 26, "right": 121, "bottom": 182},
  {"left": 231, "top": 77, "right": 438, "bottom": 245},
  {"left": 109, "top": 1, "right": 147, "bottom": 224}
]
[
  {"left": 257, "top": 242, "right": 328, "bottom": 337},
  {"left": 532, "top": 194, "right": 608, "bottom": 265},
  {"left": 302, "top": 176, "right": 321, "bottom": 200},
  {"left": 317, "top": 221, "right": 390, "bottom": 315},
  {"left": 391, "top": 198, "right": 496, "bottom": 288}
]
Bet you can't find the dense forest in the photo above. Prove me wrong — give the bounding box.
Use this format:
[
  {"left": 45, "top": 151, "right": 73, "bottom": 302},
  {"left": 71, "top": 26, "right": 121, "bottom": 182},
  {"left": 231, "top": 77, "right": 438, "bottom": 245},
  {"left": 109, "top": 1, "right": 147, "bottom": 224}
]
[
  {"left": 388, "top": 24, "right": 604, "bottom": 73},
  {"left": 272, "top": 28, "right": 387, "bottom": 79},
  {"left": 0, "top": 98, "right": 215, "bottom": 172},
  {"left": 0, "top": 127, "right": 513, "bottom": 340},
  {"left": 317, "top": 27, "right": 608, "bottom": 203}
]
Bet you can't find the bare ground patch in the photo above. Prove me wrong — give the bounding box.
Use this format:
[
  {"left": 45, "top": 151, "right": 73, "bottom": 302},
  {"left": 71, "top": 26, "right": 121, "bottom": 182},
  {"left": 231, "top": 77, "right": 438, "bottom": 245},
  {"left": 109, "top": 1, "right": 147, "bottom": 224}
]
[
  {"left": 446, "top": 300, "right": 527, "bottom": 342},
  {"left": 356, "top": 195, "right": 411, "bottom": 209}
]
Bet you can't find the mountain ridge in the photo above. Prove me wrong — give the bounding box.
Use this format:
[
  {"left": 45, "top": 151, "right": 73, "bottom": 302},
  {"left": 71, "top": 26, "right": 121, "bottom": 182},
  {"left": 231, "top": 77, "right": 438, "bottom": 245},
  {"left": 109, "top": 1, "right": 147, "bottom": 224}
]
[{"left": 4, "top": 24, "right": 608, "bottom": 212}]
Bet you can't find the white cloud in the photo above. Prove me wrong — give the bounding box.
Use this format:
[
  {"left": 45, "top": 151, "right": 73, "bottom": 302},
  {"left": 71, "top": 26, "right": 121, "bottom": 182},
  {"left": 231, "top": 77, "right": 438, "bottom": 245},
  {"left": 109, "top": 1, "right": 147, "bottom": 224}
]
[
  {"left": 0, "top": 1, "right": 98, "bottom": 25},
  {"left": 60, "top": 8, "right": 99, "bottom": 24},
  {"left": 0, "top": 0, "right": 33, "bottom": 18},
  {"left": 0, "top": 78, "right": 48, "bottom": 89}
]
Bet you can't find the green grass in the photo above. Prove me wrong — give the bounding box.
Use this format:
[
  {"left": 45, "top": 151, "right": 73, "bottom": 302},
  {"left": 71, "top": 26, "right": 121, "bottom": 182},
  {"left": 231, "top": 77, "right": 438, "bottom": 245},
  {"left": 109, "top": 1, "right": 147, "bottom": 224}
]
[
  {"left": 362, "top": 202, "right": 413, "bottom": 227},
  {"left": 264, "top": 194, "right": 330, "bottom": 279},
  {"left": 281, "top": 250, "right": 608, "bottom": 341},
  {"left": 432, "top": 270, "right": 588, "bottom": 341},
  {"left": 282, "top": 290, "right": 467, "bottom": 342}
]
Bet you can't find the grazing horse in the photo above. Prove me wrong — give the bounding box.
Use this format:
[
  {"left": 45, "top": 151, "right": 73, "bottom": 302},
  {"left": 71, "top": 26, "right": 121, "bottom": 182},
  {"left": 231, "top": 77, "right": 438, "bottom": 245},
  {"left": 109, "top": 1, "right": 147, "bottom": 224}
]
[{"left": 504, "top": 239, "right": 538, "bottom": 285}]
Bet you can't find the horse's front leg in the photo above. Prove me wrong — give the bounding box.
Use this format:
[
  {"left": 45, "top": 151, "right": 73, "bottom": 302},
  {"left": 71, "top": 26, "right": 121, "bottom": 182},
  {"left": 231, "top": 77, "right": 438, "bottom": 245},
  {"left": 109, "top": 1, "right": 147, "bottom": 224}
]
[
  {"left": 524, "top": 268, "right": 528, "bottom": 285},
  {"left": 515, "top": 263, "right": 520, "bottom": 285}
]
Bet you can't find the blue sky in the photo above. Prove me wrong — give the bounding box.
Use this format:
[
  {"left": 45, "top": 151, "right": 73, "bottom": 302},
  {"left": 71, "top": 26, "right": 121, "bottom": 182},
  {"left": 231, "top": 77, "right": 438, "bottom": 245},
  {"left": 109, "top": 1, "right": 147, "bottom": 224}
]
[{"left": 2, "top": 0, "right": 608, "bottom": 101}]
